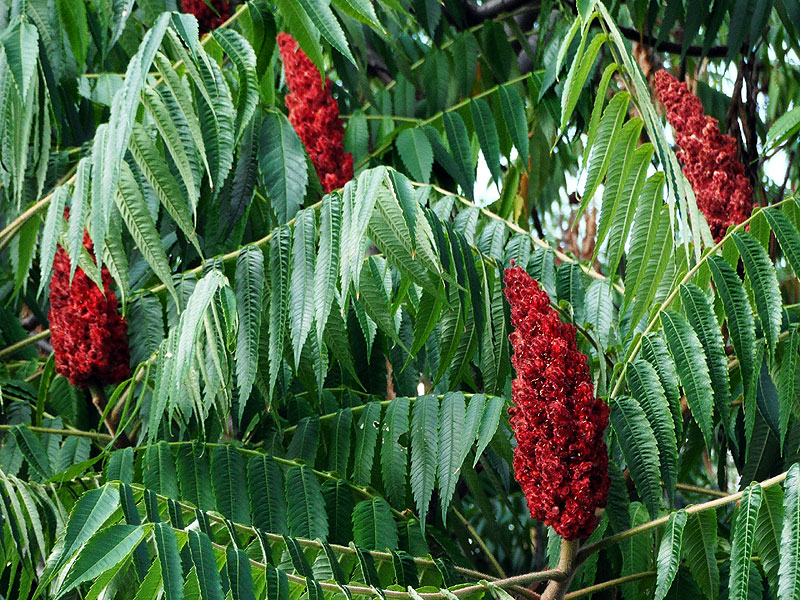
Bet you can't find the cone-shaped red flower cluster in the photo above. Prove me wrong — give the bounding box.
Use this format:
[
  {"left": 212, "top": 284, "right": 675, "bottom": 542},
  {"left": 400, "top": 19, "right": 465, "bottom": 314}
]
[
  {"left": 49, "top": 212, "right": 130, "bottom": 389},
  {"left": 182, "top": 0, "right": 231, "bottom": 33},
  {"left": 277, "top": 33, "right": 353, "bottom": 194},
  {"left": 654, "top": 70, "right": 753, "bottom": 241},
  {"left": 504, "top": 266, "right": 609, "bottom": 540}
]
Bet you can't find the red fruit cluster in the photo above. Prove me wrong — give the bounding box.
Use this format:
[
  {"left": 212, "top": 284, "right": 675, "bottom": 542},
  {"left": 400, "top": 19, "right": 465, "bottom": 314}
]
[
  {"left": 654, "top": 70, "right": 753, "bottom": 241},
  {"left": 277, "top": 33, "right": 353, "bottom": 194},
  {"left": 504, "top": 266, "right": 609, "bottom": 541},
  {"left": 49, "top": 214, "right": 130, "bottom": 389},
  {"left": 182, "top": 0, "right": 231, "bottom": 33}
]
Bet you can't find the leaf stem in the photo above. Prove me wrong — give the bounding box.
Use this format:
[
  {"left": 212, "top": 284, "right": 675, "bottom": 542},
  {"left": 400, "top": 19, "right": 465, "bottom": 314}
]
[
  {"left": 609, "top": 201, "right": 794, "bottom": 398},
  {"left": 0, "top": 330, "right": 50, "bottom": 360},
  {"left": 576, "top": 470, "right": 788, "bottom": 562},
  {"left": 125, "top": 480, "right": 560, "bottom": 597},
  {"left": 563, "top": 570, "right": 656, "bottom": 599},
  {"left": 0, "top": 424, "right": 112, "bottom": 441},
  {"left": 452, "top": 507, "right": 507, "bottom": 578}
]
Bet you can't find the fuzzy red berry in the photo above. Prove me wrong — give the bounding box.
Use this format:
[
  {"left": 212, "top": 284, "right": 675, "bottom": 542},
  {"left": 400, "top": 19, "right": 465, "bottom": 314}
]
[
  {"left": 277, "top": 33, "right": 354, "bottom": 194},
  {"left": 48, "top": 212, "right": 130, "bottom": 388},
  {"left": 182, "top": 0, "right": 231, "bottom": 33},
  {"left": 504, "top": 266, "right": 609, "bottom": 540},
  {"left": 654, "top": 70, "right": 753, "bottom": 242}
]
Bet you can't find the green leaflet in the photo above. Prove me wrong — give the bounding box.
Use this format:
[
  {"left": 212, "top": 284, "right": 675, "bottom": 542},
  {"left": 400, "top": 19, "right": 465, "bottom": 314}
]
[
  {"left": 580, "top": 91, "right": 630, "bottom": 214},
  {"left": 733, "top": 231, "right": 782, "bottom": 357},
  {"left": 247, "top": 455, "right": 288, "bottom": 535},
  {"left": 226, "top": 546, "right": 256, "bottom": 600},
  {"left": 10, "top": 425, "right": 51, "bottom": 480},
  {"left": 560, "top": 33, "right": 606, "bottom": 130},
  {"left": 296, "top": 0, "right": 355, "bottom": 65},
  {"left": 396, "top": 127, "right": 433, "bottom": 184},
  {"left": 443, "top": 112, "right": 475, "bottom": 199},
  {"left": 779, "top": 463, "right": 800, "bottom": 600},
  {"left": 778, "top": 326, "right": 800, "bottom": 450},
  {"left": 410, "top": 394, "right": 438, "bottom": 532},
  {"left": 235, "top": 245, "right": 264, "bottom": 418},
  {"left": 314, "top": 193, "right": 341, "bottom": 346},
  {"left": 56, "top": 524, "right": 148, "bottom": 598},
  {"left": 604, "top": 142, "right": 654, "bottom": 275},
  {"left": 353, "top": 401, "right": 382, "bottom": 486},
  {"left": 381, "top": 397, "right": 410, "bottom": 507},
  {"left": 285, "top": 465, "right": 328, "bottom": 540},
  {"left": 187, "top": 530, "right": 225, "bottom": 600},
  {"left": 661, "top": 310, "right": 715, "bottom": 450},
  {"left": 286, "top": 416, "right": 319, "bottom": 466},
  {"left": 729, "top": 483, "right": 763, "bottom": 600},
  {"left": 470, "top": 98, "right": 501, "bottom": 185},
  {"left": 654, "top": 509, "right": 687, "bottom": 600},
  {"left": 43, "top": 485, "right": 120, "bottom": 583},
  {"left": 37, "top": 186, "right": 69, "bottom": 297},
  {"left": 289, "top": 208, "right": 316, "bottom": 367},
  {"left": 582, "top": 62, "right": 618, "bottom": 164},
  {"left": 438, "top": 392, "right": 465, "bottom": 523},
  {"left": 498, "top": 83, "right": 529, "bottom": 168},
  {"left": 176, "top": 442, "right": 214, "bottom": 511},
  {"left": 143, "top": 441, "right": 179, "bottom": 499},
  {"left": 624, "top": 173, "right": 665, "bottom": 313},
  {"left": 141, "top": 86, "right": 199, "bottom": 213},
  {"left": 680, "top": 283, "right": 731, "bottom": 437},
  {"left": 755, "top": 484, "right": 784, "bottom": 593},
  {"left": 212, "top": 29, "right": 258, "bottom": 144},
  {"left": 709, "top": 255, "right": 756, "bottom": 398},
  {"left": 683, "top": 510, "right": 720, "bottom": 600},
  {"left": 764, "top": 207, "right": 800, "bottom": 281},
  {"left": 556, "top": 262, "right": 586, "bottom": 324},
  {"left": 474, "top": 395, "right": 503, "bottom": 466},
  {"left": 268, "top": 226, "right": 291, "bottom": 401},
  {"left": 210, "top": 444, "right": 249, "bottom": 525},
  {"left": 352, "top": 497, "right": 399, "bottom": 551},
  {"left": 626, "top": 361, "right": 678, "bottom": 502},
  {"left": 594, "top": 118, "right": 643, "bottom": 263},
  {"left": 115, "top": 161, "right": 178, "bottom": 302},
  {"left": 609, "top": 397, "right": 662, "bottom": 518},
  {"left": 154, "top": 523, "right": 183, "bottom": 600},
  {"left": 328, "top": 408, "right": 353, "bottom": 476},
  {"left": 259, "top": 110, "right": 308, "bottom": 224}
]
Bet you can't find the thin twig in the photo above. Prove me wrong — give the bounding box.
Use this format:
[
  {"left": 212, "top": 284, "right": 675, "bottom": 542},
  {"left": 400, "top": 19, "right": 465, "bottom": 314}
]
[
  {"left": 452, "top": 507, "right": 508, "bottom": 578},
  {"left": 0, "top": 330, "right": 50, "bottom": 360},
  {"left": 0, "top": 424, "right": 112, "bottom": 441},
  {"left": 563, "top": 570, "right": 656, "bottom": 599}
]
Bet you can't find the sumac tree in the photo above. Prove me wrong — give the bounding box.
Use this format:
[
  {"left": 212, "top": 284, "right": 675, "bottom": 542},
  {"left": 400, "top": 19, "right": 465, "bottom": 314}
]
[{"left": 0, "top": 1, "right": 799, "bottom": 599}]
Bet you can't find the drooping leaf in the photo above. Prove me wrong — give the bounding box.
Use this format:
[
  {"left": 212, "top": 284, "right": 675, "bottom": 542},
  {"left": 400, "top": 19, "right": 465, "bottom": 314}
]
[
  {"left": 683, "top": 510, "right": 720, "bottom": 600},
  {"left": 733, "top": 232, "right": 782, "bottom": 357},
  {"left": 778, "top": 463, "right": 800, "bottom": 600},
  {"left": 609, "top": 396, "right": 662, "bottom": 518},
  {"left": 381, "top": 397, "right": 410, "bottom": 507},
  {"left": 729, "top": 483, "right": 763, "bottom": 600},
  {"left": 438, "top": 391, "right": 465, "bottom": 523},
  {"left": 654, "top": 510, "right": 687, "bottom": 600},
  {"left": 410, "top": 394, "right": 438, "bottom": 532},
  {"left": 260, "top": 110, "right": 308, "bottom": 223},
  {"left": 661, "top": 311, "right": 715, "bottom": 450},
  {"left": 285, "top": 465, "right": 328, "bottom": 540},
  {"left": 352, "top": 497, "right": 399, "bottom": 551}
]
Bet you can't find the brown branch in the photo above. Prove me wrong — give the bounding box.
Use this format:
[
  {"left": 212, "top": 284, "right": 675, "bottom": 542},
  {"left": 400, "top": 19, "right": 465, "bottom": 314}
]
[
  {"left": 607, "top": 25, "right": 729, "bottom": 58},
  {"left": 463, "top": 0, "right": 537, "bottom": 25},
  {"left": 87, "top": 383, "right": 131, "bottom": 448}
]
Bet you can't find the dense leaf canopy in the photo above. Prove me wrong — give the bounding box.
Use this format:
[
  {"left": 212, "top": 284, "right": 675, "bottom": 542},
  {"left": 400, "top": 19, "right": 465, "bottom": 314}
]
[{"left": 0, "top": 0, "right": 800, "bottom": 599}]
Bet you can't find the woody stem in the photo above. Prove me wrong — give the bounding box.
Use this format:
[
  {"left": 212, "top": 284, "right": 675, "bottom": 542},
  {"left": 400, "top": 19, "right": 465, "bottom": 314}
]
[
  {"left": 541, "top": 539, "right": 579, "bottom": 600},
  {"left": 87, "top": 383, "right": 131, "bottom": 448}
]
